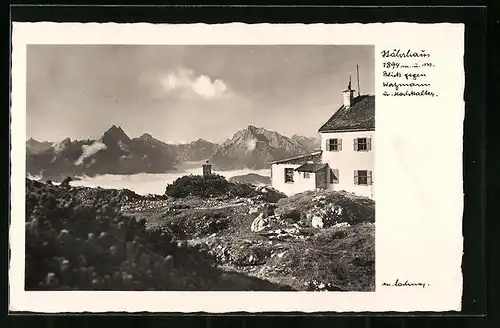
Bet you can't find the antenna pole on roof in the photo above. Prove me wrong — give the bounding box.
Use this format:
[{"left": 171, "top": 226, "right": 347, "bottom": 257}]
[{"left": 356, "top": 64, "right": 361, "bottom": 96}]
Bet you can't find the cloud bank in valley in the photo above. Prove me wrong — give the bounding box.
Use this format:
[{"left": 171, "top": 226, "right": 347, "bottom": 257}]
[
  {"left": 74, "top": 142, "right": 107, "bottom": 166},
  {"left": 160, "top": 68, "right": 230, "bottom": 100}
]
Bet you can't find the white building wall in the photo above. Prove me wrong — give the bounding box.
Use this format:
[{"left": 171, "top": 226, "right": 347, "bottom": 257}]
[
  {"left": 320, "top": 130, "right": 375, "bottom": 199},
  {"left": 271, "top": 163, "right": 317, "bottom": 196}
]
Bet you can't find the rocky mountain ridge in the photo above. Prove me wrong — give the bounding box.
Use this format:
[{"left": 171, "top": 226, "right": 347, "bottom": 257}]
[
  {"left": 209, "top": 125, "right": 319, "bottom": 170},
  {"left": 26, "top": 125, "right": 320, "bottom": 179}
]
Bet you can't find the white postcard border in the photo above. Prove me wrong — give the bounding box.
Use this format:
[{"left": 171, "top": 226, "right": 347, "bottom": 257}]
[{"left": 10, "top": 22, "right": 464, "bottom": 313}]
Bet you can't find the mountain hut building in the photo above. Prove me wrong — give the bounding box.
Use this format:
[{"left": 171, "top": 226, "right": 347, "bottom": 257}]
[{"left": 270, "top": 80, "right": 375, "bottom": 199}]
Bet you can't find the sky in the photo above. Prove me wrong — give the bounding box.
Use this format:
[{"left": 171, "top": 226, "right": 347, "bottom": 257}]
[{"left": 26, "top": 45, "right": 375, "bottom": 143}]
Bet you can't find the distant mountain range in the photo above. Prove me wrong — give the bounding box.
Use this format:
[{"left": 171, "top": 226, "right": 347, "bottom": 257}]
[
  {"left": 26, "top": 125, "right": 320, "bottom": 180},
  {"left": 229, "top": 173, "right": 271, "bottom": 186}
]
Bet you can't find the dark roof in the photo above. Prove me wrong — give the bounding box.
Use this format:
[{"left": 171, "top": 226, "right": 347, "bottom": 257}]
[
  {"left": 269, "top": 151, "right": 322, "bottom": 165},
  {"left": 318, "top": 95, "right": 375, "bottom": 133},
  {"left": 295, "top": 163, "right": 328, "bottom": 173}
]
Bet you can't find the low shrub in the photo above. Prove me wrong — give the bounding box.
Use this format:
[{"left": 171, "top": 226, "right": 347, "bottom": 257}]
[
  {"left": 165, "top": 174, "right": 287, "bottom": 203},
  {"left": 165, "top": 174, "right": 231, "bottom": 198}
]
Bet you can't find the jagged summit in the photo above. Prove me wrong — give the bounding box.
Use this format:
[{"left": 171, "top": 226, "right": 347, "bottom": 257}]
[
  {"left": 104, "top": 125, "right": 126, "bottom": 134},
  {"left": 246, "top": 125, "right": 267, "bottom": 135},
  {"left": 191, "top": 138, "right": 214, "bottom": 145},
  {"left": 101, "top": 125, "right": 131, "bottom": 144},
  {"left": 139, "top": 133, "right": 154, "bottom": 140},
  {"left": 60, "top": 137, "right": 72, "bottom": 145},
  {"left": 27, "top": 137, "right": 45, "bottom": 146},
  {"left": 26, "top": 137, "right": 54, "bottom": 154}
]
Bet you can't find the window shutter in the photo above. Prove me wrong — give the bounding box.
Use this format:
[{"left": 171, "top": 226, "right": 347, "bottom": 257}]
[
  {"left": 325, "top": 139, "right": 330, "bottom": 151},
  {"left": 368, "top": 170, "right": 373, "bottom": 185},
  {"left": 333, "top": 169, "right": 339, "bottom": 184},
  {"left": 353, "top": 170, "right": 358, "bottom": 185},
  {"left": 339, "top": 139, "right": 342, "bottom": 151},
  {"left": 367, "top": 138, "right": 372, "bottom": 151},
  {"left": 353, "top": 138, "right": 358, "bottom": 151}
]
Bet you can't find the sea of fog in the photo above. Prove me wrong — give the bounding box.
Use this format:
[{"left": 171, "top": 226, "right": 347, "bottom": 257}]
[{"left": 28, "top": 167, "right": 271, "bottom": 196}]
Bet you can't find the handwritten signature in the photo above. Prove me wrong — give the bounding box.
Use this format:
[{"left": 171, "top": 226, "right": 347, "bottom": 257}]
[{"left": 382, "top": 279, "right": 430, "bottom": 288}]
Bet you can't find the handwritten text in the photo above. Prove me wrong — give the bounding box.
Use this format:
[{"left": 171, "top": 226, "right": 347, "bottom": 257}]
[
  {"left": 381, "top": 49, "right": 438, "bottom": 97},
  {"left": 382, "top": 279, "right": 430, "bottom": 289}
]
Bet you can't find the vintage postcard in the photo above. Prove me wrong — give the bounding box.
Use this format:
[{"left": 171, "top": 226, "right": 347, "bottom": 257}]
[{"left": 10, "top": 22, "right": 464, "bottom": 313}]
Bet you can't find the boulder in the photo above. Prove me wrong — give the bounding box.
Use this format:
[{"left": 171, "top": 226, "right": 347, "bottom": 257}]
[
  {"left": 251, "top": 213, "right": 270, "bottom": 232},
  {"left": 248, "top": 206, "right": 260, "bottom": 214},
  {"left": 276, "top": 208, "right": 301, "bottom": 223},
  {"left": 309, "top": 205, "right": 344, "bottom": 229},
  {"left": 311, "top": 215, "right": 325, "bottom": 228},
  {"left": 332, "top": 222, "right": 351, "bottom": 228}
]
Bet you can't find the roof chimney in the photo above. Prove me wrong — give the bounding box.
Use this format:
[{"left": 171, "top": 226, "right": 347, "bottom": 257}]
[{"left": 343, "top": 75, "right": 355, "bottom": 108}]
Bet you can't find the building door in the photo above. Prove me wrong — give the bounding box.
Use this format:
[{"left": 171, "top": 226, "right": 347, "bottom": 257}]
[{"left": 315, "top": 167, "right": 328, "bottom": 190}]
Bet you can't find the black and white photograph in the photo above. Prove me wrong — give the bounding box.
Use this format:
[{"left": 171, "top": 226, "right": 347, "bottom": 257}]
[
  {"left": 24, "top": 44, "right": 376, "bottom": 292},
  {"left": 11, "top": 22, "right": 465, "bottom": 313}
]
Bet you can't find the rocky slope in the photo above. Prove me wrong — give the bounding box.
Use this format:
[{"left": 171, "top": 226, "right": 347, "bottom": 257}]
[
  {"left": 26, "top": 175, "right": 375, "bottom": 291},
  {"left": 125, "top": 178, "right": 376, "bottom": 292},
  {"left": 173, "top": 139, "right": 218, "bottom": 162},
  {"left": 291, "top": 134, "right": 321, "bottom": 151}
]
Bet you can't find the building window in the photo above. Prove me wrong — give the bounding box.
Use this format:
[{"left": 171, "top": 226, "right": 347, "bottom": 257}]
[
  {"left": 284, "top": 168, "right": 294, "bottom": 183},
  {"left": 327, "top": 138, "right": 342, "bottom": 151},
  {"left": 330, "top": 168, "right": 339, "bottom": 184},
  {"left": 354, "top": 170, "right": 373, "bottom": 185},
  {"left": 303, "top": 172, "right": 310, "bottom": 179},
  {"left": 354, "top": 138, "right": 372, "bottom": 151}
]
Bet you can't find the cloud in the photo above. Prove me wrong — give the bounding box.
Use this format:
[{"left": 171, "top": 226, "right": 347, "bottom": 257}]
[
  {"left": 159, "top": 68, "right": 230, "bottom": 100},
  {"left": 75, "top": 141, "right": 107, "bottom": 166},
  {"left": 165, "top": 140, "right": 188, "bottom": 145},
  {"left": 246, "top": 139, "right": 257, "bottom": 151}
]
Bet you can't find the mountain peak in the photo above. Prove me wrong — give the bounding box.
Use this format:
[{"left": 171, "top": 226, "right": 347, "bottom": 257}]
[
  {"left": 247, "top": 125, "right": 261, "bottom": 132},
  {"left": 210, "top": 126, "right": 309, "bottom": 170},
  {"left": 26, "top": 137, "right": 39, "bottom": 145},
  {"left": 106, "top": 125, "right": 125, "bottom": 133},
  {"left": 139, "top": 133, "right": 153, "bottom": 140},
  {"left": 192, "top": 138, "right": 212, "bottom": 145},
  {"left": 101, "top": 125, "right": 130, "bottom": 143},
  {"left": 61, "top": 137, "right": 72, "bottom": 144}
]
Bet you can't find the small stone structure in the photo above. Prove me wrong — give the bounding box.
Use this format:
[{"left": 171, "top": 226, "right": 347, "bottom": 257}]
[{"left": 202, "top": 160, "right": 212, "bottom": 177}]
